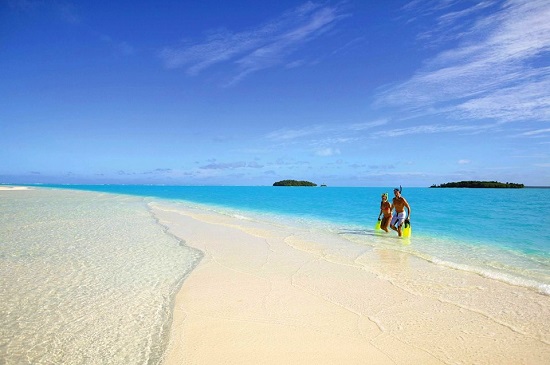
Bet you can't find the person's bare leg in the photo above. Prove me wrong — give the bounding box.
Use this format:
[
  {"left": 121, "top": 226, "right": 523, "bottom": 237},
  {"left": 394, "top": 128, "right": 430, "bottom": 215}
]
[{"left": 382, "top": 217, "right": 389, "bottom": 232}]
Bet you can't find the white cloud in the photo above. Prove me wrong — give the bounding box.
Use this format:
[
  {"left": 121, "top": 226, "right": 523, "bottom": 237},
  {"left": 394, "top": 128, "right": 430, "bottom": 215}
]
[
  {"left": 199, "top": 161, "right": 264, "bottom": 170},
  {"left": 458, "top": 159, "right": 471, "bottom": 164},
  {"left": 266, "top": 124, "right": 327, "bottom": 141},
  {"left": 267, "top": 119, "right": 387, "bottom": 141},
  {"left": 374, "top": 122, "right": 494, "bottom": 137},
  {"left": 377, "top": 0, "right": 550, "bottom": 123},
  {"left": 159, "top": 2, "right": 347, "bottom": 83},
  {"left": 521, "top": 128, "right": 550, "bottom": 136},
  {"left": 316, "top": 147, "right": 340, "bottom": 156}
]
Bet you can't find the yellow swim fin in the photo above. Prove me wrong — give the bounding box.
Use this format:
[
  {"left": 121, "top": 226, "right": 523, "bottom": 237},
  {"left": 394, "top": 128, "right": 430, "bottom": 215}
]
[
  {"left": 375, "top": 219, "right": 381, "bottom": 230},
  {"left": 402, "top": 219, "right": 411, "bottom": 238}
]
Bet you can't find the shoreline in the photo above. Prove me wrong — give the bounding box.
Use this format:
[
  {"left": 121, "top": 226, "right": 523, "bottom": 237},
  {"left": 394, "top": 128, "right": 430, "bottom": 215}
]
[
  {"left": 0, "top": 185, "right": 31, "bottom": 191},
  {"left": 151, "top": 200, "right": 550, "bottom": 364}
]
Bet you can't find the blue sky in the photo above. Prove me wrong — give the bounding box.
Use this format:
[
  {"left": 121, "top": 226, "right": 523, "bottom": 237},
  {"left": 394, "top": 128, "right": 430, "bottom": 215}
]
[{"left": 1, "top": 0, "right": 549, "bottom": 186}]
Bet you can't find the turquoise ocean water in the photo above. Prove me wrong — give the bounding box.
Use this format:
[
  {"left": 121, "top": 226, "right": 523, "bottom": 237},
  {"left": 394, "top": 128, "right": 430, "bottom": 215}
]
[{"left": 41, "top": 185, "right": 550, "bottom": 293}]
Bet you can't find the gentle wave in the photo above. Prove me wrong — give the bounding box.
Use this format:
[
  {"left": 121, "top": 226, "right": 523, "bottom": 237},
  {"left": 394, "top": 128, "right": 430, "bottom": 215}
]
[{"left": 428, "top": 256, "right": 550, "bottom": 296}]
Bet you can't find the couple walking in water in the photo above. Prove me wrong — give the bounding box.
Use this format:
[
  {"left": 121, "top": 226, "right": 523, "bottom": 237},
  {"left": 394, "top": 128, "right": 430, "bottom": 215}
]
[{"left": 377, "top": 186, "right": 411, "bottom": 237}]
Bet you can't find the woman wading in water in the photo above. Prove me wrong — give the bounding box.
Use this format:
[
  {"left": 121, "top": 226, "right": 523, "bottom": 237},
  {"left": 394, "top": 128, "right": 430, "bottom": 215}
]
[{"left": 377, "top": 192, "right": 392, "bottom": 232}]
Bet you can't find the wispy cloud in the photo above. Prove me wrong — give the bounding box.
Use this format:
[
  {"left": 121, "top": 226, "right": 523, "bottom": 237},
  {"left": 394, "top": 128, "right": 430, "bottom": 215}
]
[
  {"left": 264, "top": 120, "right": 390, "bottom": 157},
  {"left": 315, "top": 147, "right": 340, "bottom": 156},
  {"left": 377, "top": 0, "right": 550, "bottom": 123},
  {"left": 200, "top": 161, "right": 264, "bottom": 170},
  {"left": 8, "top": 0, "right": 80, "bottom": 23},
  {"left": 373, "top": 122, "right": 494, "bottom": 137},
  {"left": 159, "top": 2, "right": 348, "bottom": 84},
  {"left": 266, "top": 124, "right": 328, "bottom": 141},
  {"left": 266, "top": 119, "right": 387, "bottom": 141},
  {"left": 520, "top": 128, "right": 550, "bottom": 136},
  {"left": 8, "top": 1, "right": 134, "bottom": 56},
  {"left": 405, "top": 0, "right": 501, "bottom": 46},
  {"left": 401, "top": 0, "right": 465, "bottom": 17}
]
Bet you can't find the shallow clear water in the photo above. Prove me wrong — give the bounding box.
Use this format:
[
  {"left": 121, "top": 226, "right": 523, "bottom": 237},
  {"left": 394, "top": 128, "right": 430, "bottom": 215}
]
[{"left": 0, "top": 189, "right": 202, "bottom": 365}]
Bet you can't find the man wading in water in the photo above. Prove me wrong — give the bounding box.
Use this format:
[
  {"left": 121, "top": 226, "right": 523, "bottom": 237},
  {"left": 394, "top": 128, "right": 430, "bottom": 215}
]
[{"left": 390, "top": 186, "right": 411, "bottom": 237}]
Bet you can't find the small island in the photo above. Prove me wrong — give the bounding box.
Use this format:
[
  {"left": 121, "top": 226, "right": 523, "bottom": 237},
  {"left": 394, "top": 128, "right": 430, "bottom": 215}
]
[
  {"left": 273, "top": 180, "right": 317, "bottom": 187},
  {"left": 430, "top": 180, "right": 524, "bottom": 188}
]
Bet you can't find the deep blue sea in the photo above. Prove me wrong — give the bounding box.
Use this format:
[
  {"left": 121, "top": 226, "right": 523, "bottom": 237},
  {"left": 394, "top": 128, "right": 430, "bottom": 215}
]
[{"left": 36, "top": 185, "right": 550, "bottom": 294}]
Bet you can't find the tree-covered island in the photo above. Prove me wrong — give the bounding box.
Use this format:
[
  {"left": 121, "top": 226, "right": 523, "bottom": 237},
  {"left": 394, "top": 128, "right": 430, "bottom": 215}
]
[
  {"left": 430, "top": 181, "right": 524, "bottom": 188},
  {"left": 273, "top": 180, "right": 317, "bottom": 187}
]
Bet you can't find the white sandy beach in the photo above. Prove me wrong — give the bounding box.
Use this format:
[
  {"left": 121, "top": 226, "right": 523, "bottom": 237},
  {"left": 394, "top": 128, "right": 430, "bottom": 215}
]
[{"left": 152, "top": 201, "right": 550, "bottom": 365}]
